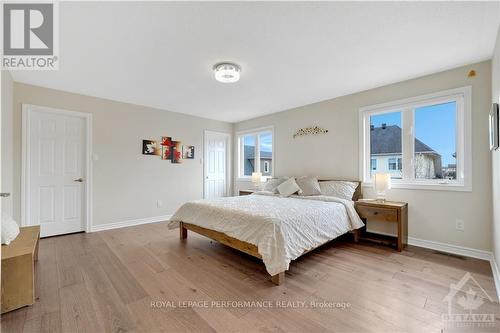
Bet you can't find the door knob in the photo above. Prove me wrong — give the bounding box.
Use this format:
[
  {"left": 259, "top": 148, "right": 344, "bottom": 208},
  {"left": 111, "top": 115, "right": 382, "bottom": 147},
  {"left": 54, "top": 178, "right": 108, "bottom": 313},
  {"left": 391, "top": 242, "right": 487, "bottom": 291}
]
[
  {"left": 74, "top": 178, "right": 84, "bottom": 183},
  {"left": 0, "top": 193, "right": 10, "bottom": 197}
]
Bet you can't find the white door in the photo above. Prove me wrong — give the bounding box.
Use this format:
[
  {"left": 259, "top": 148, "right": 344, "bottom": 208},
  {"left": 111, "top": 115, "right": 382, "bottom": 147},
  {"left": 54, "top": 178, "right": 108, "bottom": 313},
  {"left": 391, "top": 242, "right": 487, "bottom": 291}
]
[
  {"left": 27, "top": 107, "right": 86, "bottom": 237},
  {"left": 204, "top": 131, "right": 228, "bottom": 199}
]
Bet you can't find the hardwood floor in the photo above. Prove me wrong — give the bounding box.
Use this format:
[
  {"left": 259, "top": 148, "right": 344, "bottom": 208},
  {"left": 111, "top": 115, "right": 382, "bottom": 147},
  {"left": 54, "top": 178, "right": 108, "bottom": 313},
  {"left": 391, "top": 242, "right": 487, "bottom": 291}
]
[{"left": 1, "top": 221, "right": 499, "bottom": 333}]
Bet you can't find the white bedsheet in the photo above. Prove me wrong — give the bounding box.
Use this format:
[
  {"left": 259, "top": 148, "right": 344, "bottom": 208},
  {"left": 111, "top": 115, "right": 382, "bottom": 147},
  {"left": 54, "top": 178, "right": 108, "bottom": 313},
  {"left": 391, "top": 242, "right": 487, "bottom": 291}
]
[{"left": 168, "top": 193, "right": 364, "bottom": 275}]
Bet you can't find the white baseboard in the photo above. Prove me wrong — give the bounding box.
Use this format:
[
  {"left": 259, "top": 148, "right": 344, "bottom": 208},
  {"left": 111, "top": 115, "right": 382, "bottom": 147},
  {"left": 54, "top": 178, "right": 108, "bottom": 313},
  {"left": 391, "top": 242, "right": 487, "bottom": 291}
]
[
  {"left": 490, "top": 256, "right": 500, "bottom": 301},
  {"left": 349, "top": 230, "right": 493, "bottom": 261},
  {"left": 91, "top": 215, "right": 171, "bottom": 232},
  {"left": 407, "top": 236, "right": 493, "bottom": 261}
]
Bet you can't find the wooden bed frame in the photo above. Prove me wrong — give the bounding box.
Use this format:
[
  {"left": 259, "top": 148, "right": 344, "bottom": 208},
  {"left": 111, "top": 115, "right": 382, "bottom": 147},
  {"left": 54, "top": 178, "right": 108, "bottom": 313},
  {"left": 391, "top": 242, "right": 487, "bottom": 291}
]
[{"left": 179, "top": 180, "right": 362, "bottom": 286}]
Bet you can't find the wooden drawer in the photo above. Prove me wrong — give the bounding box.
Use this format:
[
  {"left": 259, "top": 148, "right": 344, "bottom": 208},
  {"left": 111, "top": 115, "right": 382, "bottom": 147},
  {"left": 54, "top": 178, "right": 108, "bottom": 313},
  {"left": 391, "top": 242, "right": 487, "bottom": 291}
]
[{"left": 355, "top": 205, "right": 398, "bottom": 222}]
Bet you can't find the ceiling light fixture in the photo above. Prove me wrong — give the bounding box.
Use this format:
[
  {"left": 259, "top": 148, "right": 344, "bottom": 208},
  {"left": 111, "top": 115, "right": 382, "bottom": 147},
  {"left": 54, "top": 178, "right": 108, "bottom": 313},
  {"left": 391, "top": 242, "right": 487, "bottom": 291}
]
[{"left": 213, "top": 62, "right": 241, "bottom": 83}]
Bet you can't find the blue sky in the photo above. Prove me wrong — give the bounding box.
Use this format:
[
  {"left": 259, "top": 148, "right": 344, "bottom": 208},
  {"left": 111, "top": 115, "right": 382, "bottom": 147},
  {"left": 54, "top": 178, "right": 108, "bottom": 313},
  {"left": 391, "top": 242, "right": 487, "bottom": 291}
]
[
  {"left": 244, "top": 133, "right": 273, "bottom": 152},
  {"left": 371, "top": 102, "right": 456, "bottom": 166}
]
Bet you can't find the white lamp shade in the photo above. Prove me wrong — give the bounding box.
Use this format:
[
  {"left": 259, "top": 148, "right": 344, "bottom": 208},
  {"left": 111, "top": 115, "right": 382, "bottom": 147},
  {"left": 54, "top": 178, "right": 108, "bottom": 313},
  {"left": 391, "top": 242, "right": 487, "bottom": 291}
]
[
  {"left": 374, "top": 173, "right": 391, "bottom": 194},
  {"left": 251, "top": 172, "right": 262, "bottom": 184}
]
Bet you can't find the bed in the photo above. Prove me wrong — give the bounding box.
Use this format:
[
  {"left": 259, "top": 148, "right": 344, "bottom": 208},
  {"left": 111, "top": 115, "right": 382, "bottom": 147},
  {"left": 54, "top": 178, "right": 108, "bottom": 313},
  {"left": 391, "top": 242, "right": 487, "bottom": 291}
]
[{"left": 168, "top": 180, "right": 364, "bottom": 285}]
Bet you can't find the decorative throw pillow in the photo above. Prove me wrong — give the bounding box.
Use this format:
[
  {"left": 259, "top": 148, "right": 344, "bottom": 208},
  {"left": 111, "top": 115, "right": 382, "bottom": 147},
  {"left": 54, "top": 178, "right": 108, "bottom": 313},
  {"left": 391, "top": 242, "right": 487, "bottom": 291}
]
[
  {"left": 1, "top": 212, "right": 20, "bottom": 245},
  {"left": 263, "top": 177, "right": 288, "bottom": 193},
  {"left": 296, "top": 176, "right": 321, "bottom": 196},
  {"left": 319, "top": 181, "right": 358, "bottom": 200},
  {"left": 277, "top": 177, "right": 301, "bottom": 197}
]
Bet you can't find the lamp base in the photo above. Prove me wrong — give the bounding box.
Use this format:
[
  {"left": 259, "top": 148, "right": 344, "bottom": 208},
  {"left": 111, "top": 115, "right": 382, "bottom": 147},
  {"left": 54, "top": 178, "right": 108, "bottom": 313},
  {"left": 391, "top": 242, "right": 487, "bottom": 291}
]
[{"left": 376, "top": 190, "right": 387, "bottom": 202}]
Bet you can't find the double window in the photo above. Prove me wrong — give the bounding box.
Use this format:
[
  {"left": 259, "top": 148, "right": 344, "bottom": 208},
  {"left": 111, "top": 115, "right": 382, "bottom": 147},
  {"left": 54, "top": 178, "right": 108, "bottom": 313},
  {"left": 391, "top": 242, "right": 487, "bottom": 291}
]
[
  {"left": 388, "top": 158, "right": 402, "bottom": 171},
  {"left": 360, "top": 87, "right": 471, "bottom": 191},
  {"left": 237, "top": 127, "right": 274, "bottom": 179}
]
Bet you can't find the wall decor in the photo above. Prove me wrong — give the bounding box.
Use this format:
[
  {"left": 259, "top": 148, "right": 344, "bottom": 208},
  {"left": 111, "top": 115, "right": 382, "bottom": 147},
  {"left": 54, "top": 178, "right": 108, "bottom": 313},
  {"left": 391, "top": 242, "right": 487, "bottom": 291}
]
[
  {"left": 142, "top": 137, "right": 194, "bottom": 163},
  {"left": 183, "top": 145, "right": 195, "bottom": 159},
  {"left": 142, "top": 140, "right": 160, "bottom": 155},
  {"left": 293, "top": 126, "right": 329, "bottom": 139},
  {"left": 171, "top": 141, "right": 182, "bottom": 163},
  {"left": 161, "top": 136, "right": 172, "bottom": 147},
  {"left": 161, "top": 136, "right": 172, "bottom": 160},
  {"left": 490, "top": 103, "right": 499, "bottom": 151}
]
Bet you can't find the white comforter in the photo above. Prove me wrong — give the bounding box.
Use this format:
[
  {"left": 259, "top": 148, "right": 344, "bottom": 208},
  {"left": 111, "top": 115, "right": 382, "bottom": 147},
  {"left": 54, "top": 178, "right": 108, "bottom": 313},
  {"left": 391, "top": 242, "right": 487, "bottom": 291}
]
[{"left": 168, "top": 193, "right": 364, "bottom": 275}]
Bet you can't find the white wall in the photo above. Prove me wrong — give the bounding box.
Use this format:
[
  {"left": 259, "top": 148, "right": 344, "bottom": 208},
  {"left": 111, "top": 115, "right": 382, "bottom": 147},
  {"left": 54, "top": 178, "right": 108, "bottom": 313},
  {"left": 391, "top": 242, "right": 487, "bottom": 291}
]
[
  {"left": 235, "top": 61, "right": 492, "bottom": 252},
  {"left": 1, "top": 70, "right": 14, "bottom": 217},
  {"left": 491, "top": 26, "right": 500, "bottom": 274},
  {"left": 12, "top": 83, "right": 232, "bottom": 227}
]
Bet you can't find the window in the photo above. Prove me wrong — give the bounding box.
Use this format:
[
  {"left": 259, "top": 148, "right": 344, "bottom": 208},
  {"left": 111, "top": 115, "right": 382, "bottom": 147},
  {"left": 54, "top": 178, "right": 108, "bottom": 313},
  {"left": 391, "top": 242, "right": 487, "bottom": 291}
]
[
  {"left": 360, "top": 87, "right": 471, "bottom": 191},
  {"left": 414, "top": 102, "right": 456, "bottom": 180},
  {"left": 242, "top": 135, "right": 256, "bottom": 176},
  {"left": 238, "top": 127, "right": 274, "bottom": 179},
  {"left": 370, "top": 111, "right": 402, "bottom": 179},
  {"left": 388, "top": 158, "right": 402, "bottom": 171}
]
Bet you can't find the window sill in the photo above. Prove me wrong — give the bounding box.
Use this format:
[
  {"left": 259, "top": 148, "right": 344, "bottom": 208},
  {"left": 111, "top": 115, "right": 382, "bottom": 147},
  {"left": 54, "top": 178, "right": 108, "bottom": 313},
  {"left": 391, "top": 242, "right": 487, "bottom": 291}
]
[
  {"left": 237, "top": 176, "right": 273, "bottom": 182},
  {"left": 237, "top": 177, "right": 252, "bottom": 182},
  {"left": 363, "top": 181, "right": 471, "bottom": 192}
]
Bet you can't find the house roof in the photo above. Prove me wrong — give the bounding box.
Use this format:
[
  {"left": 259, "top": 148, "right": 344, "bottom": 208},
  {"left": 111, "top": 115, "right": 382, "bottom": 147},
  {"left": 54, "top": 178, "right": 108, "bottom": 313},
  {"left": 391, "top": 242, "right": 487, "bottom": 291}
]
[
  {"left": 244, "top": 146, "right": 272, "bottom": 159},
  {"left": 371, "top": 125, "right": 439, "bottom": 155}
]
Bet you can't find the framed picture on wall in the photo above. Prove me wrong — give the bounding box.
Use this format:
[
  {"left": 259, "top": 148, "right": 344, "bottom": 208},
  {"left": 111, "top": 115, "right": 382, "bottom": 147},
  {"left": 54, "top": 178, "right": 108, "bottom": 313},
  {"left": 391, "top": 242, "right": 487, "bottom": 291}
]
[
  {"left": 490, "top": 103, "right": 499, "bottom": 151},
  {"left": 161, "top": 136, "right": 172, "bottom": 160},
  {"left": 142, "top": 140, "right": 160, "bottom": 155},
  {"left": 171, "top": 141, "right": 182, "bottom": 163},
  {"left": 183, "top": 145, "right": 195, "bottom": 159}
]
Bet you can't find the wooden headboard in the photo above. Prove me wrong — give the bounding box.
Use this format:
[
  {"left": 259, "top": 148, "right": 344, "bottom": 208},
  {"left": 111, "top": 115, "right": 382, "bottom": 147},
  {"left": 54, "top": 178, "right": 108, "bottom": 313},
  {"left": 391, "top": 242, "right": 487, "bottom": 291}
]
[{"left": 318, "top": 179, "right": 362, "bottom": 201}]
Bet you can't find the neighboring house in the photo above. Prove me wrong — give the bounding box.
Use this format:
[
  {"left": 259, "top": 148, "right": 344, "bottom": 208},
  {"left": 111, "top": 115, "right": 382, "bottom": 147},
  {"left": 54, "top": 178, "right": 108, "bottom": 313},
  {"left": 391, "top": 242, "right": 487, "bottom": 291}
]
[
  {"left": 371, "top": 124, "right": 442, "bottom": 179},
  {"left": 442, "top": 164, "right": 456, "bottom": 179},
  {"left": 244, "top": 145, "right": 272, "bottom": 176}
]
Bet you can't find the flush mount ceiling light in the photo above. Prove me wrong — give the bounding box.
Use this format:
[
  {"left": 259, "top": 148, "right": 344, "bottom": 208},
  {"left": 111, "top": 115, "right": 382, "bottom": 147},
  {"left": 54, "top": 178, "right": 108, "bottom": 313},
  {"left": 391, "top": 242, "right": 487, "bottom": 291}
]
[{"left": 213, "top": 62, "right": 241, "bottom": 83}]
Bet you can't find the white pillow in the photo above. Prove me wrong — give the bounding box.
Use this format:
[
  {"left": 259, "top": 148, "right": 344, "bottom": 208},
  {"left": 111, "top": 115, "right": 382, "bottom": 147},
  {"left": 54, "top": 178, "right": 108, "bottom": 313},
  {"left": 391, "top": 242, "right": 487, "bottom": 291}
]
[
  {"left": 277, "top": 178, "right": 301, "bottom": 197},
  {"left": 1, "top": 212, "right": 20, "bottom": 245},
  {"left": 319, "top": 181, "right": 358, "bottom": 200},
  {"left": 296, "top": 176, "right": 321, "bottom": 196},
  {"left": 263, "top": 177, "right": 288, "bottom": 193}
]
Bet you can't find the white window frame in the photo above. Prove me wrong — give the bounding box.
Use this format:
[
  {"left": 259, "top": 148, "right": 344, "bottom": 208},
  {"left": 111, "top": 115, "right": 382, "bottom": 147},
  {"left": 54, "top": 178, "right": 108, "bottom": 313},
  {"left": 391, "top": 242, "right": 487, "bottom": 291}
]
[
  {"left": 359, "top": 86, "right": 472, "bottom": 191},
  {"left": 237, "top": 126, "right": 275, "bottom": 180}
]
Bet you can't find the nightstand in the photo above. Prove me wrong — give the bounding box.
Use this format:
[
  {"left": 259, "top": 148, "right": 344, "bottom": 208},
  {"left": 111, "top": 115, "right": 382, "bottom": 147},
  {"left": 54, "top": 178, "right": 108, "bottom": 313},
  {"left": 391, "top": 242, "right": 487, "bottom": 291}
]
[
  {"left": 354, "top": 199, "right": 408, "bottom": 251},
  {"left": 239, "top": 190, "right": 255, "bottom": 196}
]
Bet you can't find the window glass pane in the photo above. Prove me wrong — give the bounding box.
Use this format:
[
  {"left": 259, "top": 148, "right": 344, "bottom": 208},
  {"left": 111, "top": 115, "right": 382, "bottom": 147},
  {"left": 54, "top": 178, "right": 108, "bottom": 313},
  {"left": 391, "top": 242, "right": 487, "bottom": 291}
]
[
  {"left": 414, "top": 102, "right": 456, "bottom": 180},
  {"left": 370, "top": 112, "right": 402, "bottom": 179},
  {"left": 259, "top": 132, "right": 273, "bottom": 176},
  {"left": 243, "top": 135, "right": 256, "bottom": 176}
]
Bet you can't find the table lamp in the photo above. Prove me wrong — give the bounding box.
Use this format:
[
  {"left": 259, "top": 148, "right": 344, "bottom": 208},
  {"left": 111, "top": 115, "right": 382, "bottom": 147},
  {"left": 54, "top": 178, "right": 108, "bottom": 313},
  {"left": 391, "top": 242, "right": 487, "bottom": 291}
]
[
  {"left": 374, "top": 173, "right": 391, "bottom": 202},
  {"left": 251, "top": 172, "right": 262, "bottom": 191}
]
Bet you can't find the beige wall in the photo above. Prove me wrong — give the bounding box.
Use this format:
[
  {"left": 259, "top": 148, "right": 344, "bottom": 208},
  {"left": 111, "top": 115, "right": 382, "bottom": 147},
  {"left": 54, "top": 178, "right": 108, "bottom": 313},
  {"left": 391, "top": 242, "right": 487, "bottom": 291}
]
[
  {"left": 235, "top": 61, "right": 492, "bottom": 251},
  {"left": 492, "top": 26, "right": 500, "bottom": 270},
  {"left": 12, "top": 83, "right": 232, "bottom": 226},
  {"left": 1, "top": 71, "right": 14, "bottom": 217}
]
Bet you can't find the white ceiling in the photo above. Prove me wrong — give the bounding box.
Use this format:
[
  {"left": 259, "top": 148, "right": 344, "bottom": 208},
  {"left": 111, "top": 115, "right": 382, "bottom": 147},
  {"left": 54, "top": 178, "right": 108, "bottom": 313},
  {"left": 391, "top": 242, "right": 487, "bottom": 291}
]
[{"left": 11, "top": 2, "right": 500, "bottom": 123}]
